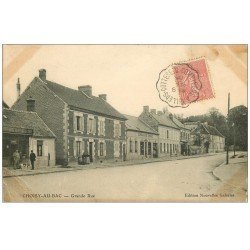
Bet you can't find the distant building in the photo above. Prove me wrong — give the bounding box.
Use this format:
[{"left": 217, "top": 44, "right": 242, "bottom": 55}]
[
  {"left": 170, "top": 115, "right": 191, "bottom": 155},
  {"left": 190, "top": 122, "right": 225, "bottom": 153},
  {"left": 12, "top": 69, "right": 127, "bottom": 164},
  {"left": 183, "top": 121, "right": 199, "bottom": 131},
  {"left": 3, "top": 108, "right": 56, "bottom": 167},
  {"left": 124, "top": 114, "right": 159, "bottom": 160},
  {"left": 139, "top": 106, "right": 181, "bottom": 157}
]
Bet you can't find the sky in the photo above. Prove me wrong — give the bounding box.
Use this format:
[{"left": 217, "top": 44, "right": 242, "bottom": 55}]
[{"left": 3, "top": 45, "right": 247, "bottom": 118}]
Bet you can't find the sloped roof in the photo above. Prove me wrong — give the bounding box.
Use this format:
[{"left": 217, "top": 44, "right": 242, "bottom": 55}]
[
  {"left": 150, "top": 113, "right": 179, "bottom": 129},
  {"left": 124, "top": 114, "right": 158, "bottom": 134},
  {"left": 191, "top": 122, "right": 224, "bottom": 138},
  {"left": 202, "top": 123, "right": 225, "bottom": 137},
  {"left": 172, "top": 116, "right": 190, "bottom": 130},
  {"left": 3, "top": 108, "right": 56, "bottom": 138},
  {"left": 39, "top": 78, "right": 126, "bottom": 120},
  {"left": 3, "top": 101, "right": 9, "bottom": 109}
]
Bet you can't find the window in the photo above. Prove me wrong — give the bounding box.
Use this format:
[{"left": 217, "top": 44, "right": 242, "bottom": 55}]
[
  {"left": 100, "top": 142, "right": 104, "bottom": 156},
  {"left": 167, "top": 130, "right": 169, "bottom": 139},
  {"left": 76, "top": 141, "right": 81, "bottom": 156},
  {"left": 164, "top": 143, "right": 166, "bottom": 152},
  {"left": 148, "top": 142, "right": 151, "bottom": 155},
  {"left": 160, "top": 143, "right": 162, "bottom": 153},
  {"left": 114, "top": 141, "right": 119, "bottom": 157},
  {"left": 100, "top": 120, "right": 105, "bottom": 135},
  {"left": 140, "top": 142, "right": 144, "bottom": 155},
  {"left": 130, "top": 139, "right": 133, "bottom": 153},
  {"left": 76, "top": 116, "right": 81, "bottom": 131},
  {"left": 37, "top": 140, "right": 43, "bottom": 156},
  {"left": 135, "top": 141, "right": 138, "bottom": 153},
  {"left": 89, "top": 118, "right": 93, "bottom": 133},
  {"left": 167, "top": 143, "right": 169, "bottom": 153},
  {"left": 114, "top": 123, "right": 121, "bottom": 137},
  {"left": 88, "top": 117, "right": 96, "bottom": 134}
]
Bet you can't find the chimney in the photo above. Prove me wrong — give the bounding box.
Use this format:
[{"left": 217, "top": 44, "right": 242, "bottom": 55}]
[
  {"left": 99, "top": 94, "right": 107, "bottom": 101},
  {"left": 16, "top": 78, "right": 21, "bottom": 98},
  {"left": 150, "top": 109, "right": 156, "bottom": 114},
  {"left": 26, "top": 96, "right": 35, "bottom": 112},
  {"left": 39, "top": 69, "right": 46, "bottom": 81},
  {"left": 169, "top": 113, "right": 173, "bottom": 120},
  {"left": 143, "top": 105, "right": 149, "bottom": 113},
  {"left": 78, "top": 85, "right": 92, "bottom": 97},
  {"left": 157, "top": 111, "right": 163, "bottom": 115}
]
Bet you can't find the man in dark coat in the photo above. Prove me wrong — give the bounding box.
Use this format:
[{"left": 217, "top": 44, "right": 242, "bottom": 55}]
[{"left": 30, "top": 150, "right": 36, "bottom": 170}]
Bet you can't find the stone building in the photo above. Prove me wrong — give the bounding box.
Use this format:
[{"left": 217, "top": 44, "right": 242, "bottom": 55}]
[
  {"left": 12, "top": 69, "right": 127, "bottom": 164},
  {"left": 139, "top": 106, "right": 181, "bottom": 157},
  {"left": 124, "top": 114, "right": 159, "bottom": 160},
  {"left": 190, "top": 122, "right": 225, "bottom": 153},
  {"left": 3, "top": 108, "right": 56, "bottom": 168},
  {"left": 170, "top": 115, "right": 191, "bottom": 155}
]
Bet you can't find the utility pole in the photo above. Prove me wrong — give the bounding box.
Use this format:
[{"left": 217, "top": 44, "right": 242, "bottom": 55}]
[
  {"left": 233, "top": 123, "right": 236, "bottom": 157},
  {"left": 226, "top": 93, "right": 230, "bottom": 165}
]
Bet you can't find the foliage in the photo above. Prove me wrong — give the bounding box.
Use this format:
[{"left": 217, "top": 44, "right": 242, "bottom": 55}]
[
  {"left": 184, "top": 105, "right": 247, "bottom": 150},
  {"left": 228, "top": 105, "right": 248, "bottom": 150}
]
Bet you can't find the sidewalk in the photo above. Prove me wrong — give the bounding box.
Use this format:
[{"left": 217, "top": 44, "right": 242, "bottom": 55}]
[
  {"left": 3, "top": 152, "right": 224, "bottom": 178},
  {"left": 213, "top": 152, "right": 248, "bottom": 194}
]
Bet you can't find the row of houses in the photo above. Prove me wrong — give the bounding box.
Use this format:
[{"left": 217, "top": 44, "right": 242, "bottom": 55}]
[{"left": 2, "top": 69, "right": 226, "bottom": 168}]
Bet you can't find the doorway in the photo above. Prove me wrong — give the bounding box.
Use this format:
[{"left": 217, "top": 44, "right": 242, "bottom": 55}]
[
  {"left": 153, "top": 143, "right": 158, "bottom": 158},
  {"left": 123, "top": 144, "right": 126, "bottom": 161},
  {"left": 89, "top": 142, "right": 93, "bottom": 162}
]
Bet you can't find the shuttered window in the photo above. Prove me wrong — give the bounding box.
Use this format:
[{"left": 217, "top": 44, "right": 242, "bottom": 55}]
[
  {"left": 148, "top": 142, "right": 151, "bottom": 155},
  {"left": 140, "top": 142, "right": 144, "bottom": 155},
  {"left": 76, "top": 141, "right": 81, "bottom": 156},
  {"left": 129, "top": 139, "right": 133, "bottom": 153},
  {"left": 100, "top": 142, "right": 104, "bottom": 156},
  {"left": 135, "top": 141, "right": 138, "bottom": 153},
  {"left": 76, "top": 116, "right": 81, "bottom": 131}
]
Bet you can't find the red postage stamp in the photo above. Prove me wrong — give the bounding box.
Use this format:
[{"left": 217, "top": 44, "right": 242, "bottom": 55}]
[
  {"left": 156, "top": 57, "right": 214, "bottom": 108},
  {"left": 173, "top": 58, "right": 214, "bottom": 105}
]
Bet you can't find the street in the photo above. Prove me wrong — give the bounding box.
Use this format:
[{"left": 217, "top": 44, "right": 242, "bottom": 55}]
[{"left": 3, "top": 153, "right": 247, "bottom": 202}]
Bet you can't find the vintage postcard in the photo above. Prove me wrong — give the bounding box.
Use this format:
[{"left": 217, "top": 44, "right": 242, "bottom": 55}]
[{"left": 2, "top": 45, "right": 248, "bottom": 202}]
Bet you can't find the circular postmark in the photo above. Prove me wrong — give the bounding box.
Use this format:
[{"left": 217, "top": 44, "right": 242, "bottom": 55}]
[{"left": 156, "top": 58, "right": 214, "bottom": 108}]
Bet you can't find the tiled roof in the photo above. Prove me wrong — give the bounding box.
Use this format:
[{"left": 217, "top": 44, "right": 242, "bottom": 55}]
[
  {"left": 202, "top": 123, "right": 225, "bottom": 137},
  {"left": 3, "top": 101, "right": 9, "bottom": 109},
  {"left": 3, "top": 108, "right": 56, "bottom": 138},
  {"left": 172, "top": 117, "right": 190, "bottom": 130},
  {"left": 38, "top": 78, "right": 126, "bottom": 120},
  {"left": 191, "top": 122, "right": 225, "bottom": 137},
  {"left": 150, "top": 113, "right": 179, "bottom": 129},
  {"left": 124, "top": 114, "right": 158, "bottom": 134}
]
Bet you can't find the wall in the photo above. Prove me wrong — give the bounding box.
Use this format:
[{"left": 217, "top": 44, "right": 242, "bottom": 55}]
[
  {"left": 126, "top": 130, "right": 159, "bottom": 160},
  {"left": 209, "top": 135, "right": 225, "bottom": 153},
  {"left": 29, "top": 137, "right": 56, "bottom": 167},
  {"left": 67, "top": 109, "right": 126, "bottom": 163},
  {"left": 158, "top": 125, "right": 181, "bottom": 157},
  {"left": 12, "top": 78, "right": 65, "bottom": 164}
]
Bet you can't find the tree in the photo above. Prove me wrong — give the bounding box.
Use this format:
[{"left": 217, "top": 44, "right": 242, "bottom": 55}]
[
  {"left": 206, "top": 107, "right": 228, "bottom": 138},
  {"left": 228, "top": 105, "right": 247, "bottom": 150}
]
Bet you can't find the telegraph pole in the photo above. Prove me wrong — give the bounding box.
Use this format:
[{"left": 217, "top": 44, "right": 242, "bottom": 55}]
[
  {"left": 233, "top": 123, "right": 236, "bottom": 157},
  {"left": 226, "top": 93, "right": 230, "bottom": 165}
]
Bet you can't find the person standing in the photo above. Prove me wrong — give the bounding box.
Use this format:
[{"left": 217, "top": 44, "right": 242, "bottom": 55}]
[
  {"left": 13, "top": 150, "right": 20, "bottom": 169},
  {"left": 30, "top": 150, "right": 36, "bottom": 170}
]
